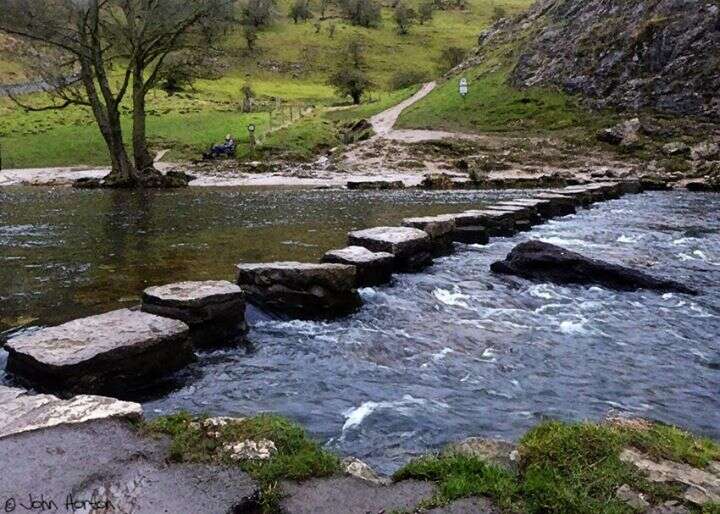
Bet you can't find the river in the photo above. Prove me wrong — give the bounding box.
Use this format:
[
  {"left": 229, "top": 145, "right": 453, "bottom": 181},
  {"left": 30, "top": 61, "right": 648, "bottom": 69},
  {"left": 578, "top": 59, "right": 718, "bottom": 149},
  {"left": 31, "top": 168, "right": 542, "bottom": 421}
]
[{"left": 1, "top": 187, "right": 718, "bottom": 473}]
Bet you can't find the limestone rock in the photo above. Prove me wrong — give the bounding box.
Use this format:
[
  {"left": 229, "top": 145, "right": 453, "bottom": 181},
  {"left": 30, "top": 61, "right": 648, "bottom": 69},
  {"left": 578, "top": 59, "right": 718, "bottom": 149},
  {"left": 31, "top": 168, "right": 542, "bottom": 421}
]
[
  {"left": 452, "top": 225, "right": 490, "bottom": 245},
  {"left": 0, "top": 386, "right": 142, "bottom": 439},
  {"left": 690, "top": 141, "right": 720, "bottom": 161},
  {"left": 348, "top": 226, "right": 433, "bottom": 271},
  {"left": 279, "top": 477, "right": 436, "bottom": 514},
  {"left": 597, "top": 119, "right": 642, "bottom": 148},
  {"left": 490, "top": 240, "right": 698, "bottom": 295},
  {"left": 402, "top": 215, "right": 456, "bottom": 255},
  {"left": 615, "top": 484, "right": 650, "bottom": 510},
  {"left": 322, "top": 246, "right": 394, "bottom": 287},
  {"left": 4, "top": 309, "right": 193, "bottom": 395},
  {"left": 142, "top": 280, "right": 247, "bottom": 347},
  {"left": 236, "top": 261, "right": 361, "bottom": 319},
  {"left": 224, "top": 439, "right": 277, "bottom": 461},
  {"left": 444, "top": 437, "right": 519, "bottom": 472},
  {"left": 620, "top": 448, "right": 720, "bottom": 506},
  {"left": 342, "top": 457, "right": 390, "bottom": 485},
  {"left": 663, "top": 142, "right": 690, "bottom": 157},
  {"left": 421, "top": 173, "right": 455, "bottom": 190}
]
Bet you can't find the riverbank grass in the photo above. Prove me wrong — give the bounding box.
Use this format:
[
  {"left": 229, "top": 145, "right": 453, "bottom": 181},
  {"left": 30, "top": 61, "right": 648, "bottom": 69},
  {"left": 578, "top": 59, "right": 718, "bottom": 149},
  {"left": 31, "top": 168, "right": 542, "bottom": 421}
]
[
  {"left": 395, "top": 419, "right": 720, "bottom": 513},
  {"left": 144, "top": 412, "right": 340, "bottom": 512}
]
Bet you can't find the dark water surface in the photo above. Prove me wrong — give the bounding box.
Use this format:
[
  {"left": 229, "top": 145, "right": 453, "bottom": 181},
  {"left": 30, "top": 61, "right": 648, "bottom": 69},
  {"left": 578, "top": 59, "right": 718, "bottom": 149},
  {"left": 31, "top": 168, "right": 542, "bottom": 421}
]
[{"left": 1, "top": 188, "right": 719, "bottom": 473}]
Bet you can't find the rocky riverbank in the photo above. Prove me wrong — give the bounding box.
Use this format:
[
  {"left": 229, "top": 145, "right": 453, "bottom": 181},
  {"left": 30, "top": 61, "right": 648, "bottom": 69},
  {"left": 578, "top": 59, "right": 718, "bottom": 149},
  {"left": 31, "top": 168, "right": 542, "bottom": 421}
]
[{"left": 1, "top": 385, "right": 718, "bottom": 514}]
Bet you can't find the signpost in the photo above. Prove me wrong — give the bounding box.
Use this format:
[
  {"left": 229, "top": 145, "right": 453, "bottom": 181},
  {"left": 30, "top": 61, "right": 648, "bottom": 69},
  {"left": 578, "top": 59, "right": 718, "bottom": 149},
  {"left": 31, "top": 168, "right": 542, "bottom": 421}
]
[
  {"left": 248, "top": 123, "right": 256, "bottom": 151},
  {"left": 459, "top": 77, "right": 469, "bottom": 99}
]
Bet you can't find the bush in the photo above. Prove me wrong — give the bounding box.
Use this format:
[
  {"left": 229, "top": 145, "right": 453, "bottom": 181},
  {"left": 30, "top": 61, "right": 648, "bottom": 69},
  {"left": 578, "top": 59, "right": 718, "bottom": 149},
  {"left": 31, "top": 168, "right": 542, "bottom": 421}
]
[
  {"left": 289, "top": 0, "right": 313, "bottom": 23},
  {"left": 240, "top": 0, "right": 277, "bottom": 27},
  {"left": 492, "top": 5, "right": 507, "bottom": 21},
  {"left": 393, "top": 2, "right": 417, "bottom": 34},
  {"left": 418, "top": 0, "right": 434, "bottom": 24},
  {"left": 338, "top": 0, "right": 382, "bottom": 27},
  {"left": 389, "top": 69, "right": 429, "bottom": 90},
  {"left": 328, "top": 37, "right": 373, "bottom": 104},
  {"left": 437, "top": 46, "right": 467, "bottom": 73}
]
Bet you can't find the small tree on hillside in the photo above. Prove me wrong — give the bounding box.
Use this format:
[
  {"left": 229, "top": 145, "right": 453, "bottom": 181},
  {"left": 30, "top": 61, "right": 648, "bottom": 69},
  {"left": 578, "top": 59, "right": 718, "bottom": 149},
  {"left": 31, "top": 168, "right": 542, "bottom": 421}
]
[
  {"left": 289, "top": 0, "right": 313, "bottom": 23},
  {"left": 418, "top": 1, "right": 435, "bottom": 24},
  {"left": 328, "top": 37, "right": 373, "bottom": 104},
  {"left": 319, "top": 0, "right": 331, "bottom": 18},
  {"left": 241, "top": 0, "right": 278, "bottom": 27},
  {"left": 438, "top": 46, "right": 467, "bottom": 73},
  {"left": 339, "top": 0, "right": 382, "bottom": 27},
  {"left": 244, "top": 25, "right": 259, "bottom": 52},
  {"left": 393, "top": 2, "right": 417, "bottom": 34}
]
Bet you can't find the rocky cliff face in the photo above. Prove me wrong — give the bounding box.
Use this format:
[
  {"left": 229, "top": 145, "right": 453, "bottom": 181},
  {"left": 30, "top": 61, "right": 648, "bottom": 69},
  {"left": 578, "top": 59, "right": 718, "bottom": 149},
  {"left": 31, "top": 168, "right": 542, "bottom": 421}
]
[{"left": 481, "top": 0, "right": 720, "bottom": 118}]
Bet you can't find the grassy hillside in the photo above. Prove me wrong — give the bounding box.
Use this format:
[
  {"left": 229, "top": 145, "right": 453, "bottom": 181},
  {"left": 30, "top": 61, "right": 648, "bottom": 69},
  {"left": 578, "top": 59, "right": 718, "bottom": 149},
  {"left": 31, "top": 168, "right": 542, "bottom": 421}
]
[{"left": 0, "top": 0, "right": 533, "bottom": 168}]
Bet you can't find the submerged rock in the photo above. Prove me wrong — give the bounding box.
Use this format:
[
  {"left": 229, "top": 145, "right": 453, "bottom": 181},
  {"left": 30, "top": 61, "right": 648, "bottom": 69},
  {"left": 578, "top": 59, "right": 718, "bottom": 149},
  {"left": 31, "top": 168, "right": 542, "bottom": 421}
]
[
  {"left": 4, "top": 309, "right": 193, "bottom": 395},
  {"left": 235, "top": 261, "right": 361, "bottom": 319},
  {"left": 348, "top": 226, "right": 433, "bottom": 271},
  {"left": 0, "top": 386, "right": 142, "bottom": 439},
  {"left": 142, "top": 280, "right": 247, "bottom": 347},
  {"left": 322, "top": 246, "right": 394, "bottom": 287},
  {"left": 490, "top": 240, "right": 697, "bottom": 295}
]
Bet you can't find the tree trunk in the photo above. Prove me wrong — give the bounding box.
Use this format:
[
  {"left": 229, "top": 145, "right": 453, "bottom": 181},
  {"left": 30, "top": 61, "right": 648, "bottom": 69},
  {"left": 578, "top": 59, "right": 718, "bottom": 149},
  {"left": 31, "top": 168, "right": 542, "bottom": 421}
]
[{"left": 132, "top": 63, "right": 155, "bottom": 174}]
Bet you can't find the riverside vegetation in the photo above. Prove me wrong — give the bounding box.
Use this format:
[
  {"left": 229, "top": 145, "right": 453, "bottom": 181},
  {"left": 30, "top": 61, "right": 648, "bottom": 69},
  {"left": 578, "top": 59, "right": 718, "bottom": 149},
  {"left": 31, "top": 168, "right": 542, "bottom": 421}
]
[{"left": 145, "top": 412, "right": 720, "bottom": 513}]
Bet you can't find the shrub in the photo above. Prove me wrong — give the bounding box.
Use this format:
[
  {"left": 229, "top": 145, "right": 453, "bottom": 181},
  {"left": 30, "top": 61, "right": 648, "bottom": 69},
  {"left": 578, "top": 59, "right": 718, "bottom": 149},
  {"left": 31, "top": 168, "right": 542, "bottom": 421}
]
[
  {"left": 338, "top": 0, "right": 382, "bottom": 27},
  {"left": 289, "top": 0, "right": 313, "bottom": 23},
  {"left": 393, "top": 2, "right": 417, "bottom": 34},
  {"left": 389, "top": 69, "right": 429, "bottom": 90},
  {"left": 418, "top": 0, "right": 434, "bottom": 24},
  {"left": 437, "top": 46, "right": 467, "bottom": 73}
]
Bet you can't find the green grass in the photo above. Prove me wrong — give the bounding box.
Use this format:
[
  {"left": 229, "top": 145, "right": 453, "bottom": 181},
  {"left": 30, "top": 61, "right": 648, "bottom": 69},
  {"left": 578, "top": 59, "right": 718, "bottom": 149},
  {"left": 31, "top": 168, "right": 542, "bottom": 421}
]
[
  {"left": 144, "top": 412, "right": 341, "bottom": 512},
  {"left": 0, "top": 0, "right": 535, "bottom": 169},
  {"left": 394, "top": 420, "right": 720, "bottom": 514},
  {"left": 397, "top": 68, "right": 616, "bottom": 135}
]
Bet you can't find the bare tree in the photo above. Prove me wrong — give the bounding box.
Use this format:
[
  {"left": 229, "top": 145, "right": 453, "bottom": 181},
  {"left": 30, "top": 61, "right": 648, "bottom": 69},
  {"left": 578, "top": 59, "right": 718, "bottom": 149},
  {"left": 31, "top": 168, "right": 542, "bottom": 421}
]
[{"left": 0, "top": 0, "right": 235, "bottom": 187}]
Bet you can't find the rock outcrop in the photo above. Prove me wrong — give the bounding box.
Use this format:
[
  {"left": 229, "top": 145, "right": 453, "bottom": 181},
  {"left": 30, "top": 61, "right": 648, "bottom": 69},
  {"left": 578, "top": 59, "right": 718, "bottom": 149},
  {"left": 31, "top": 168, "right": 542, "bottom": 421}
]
[
  {"left": 4, "top": 309, "right": 193, "bottom": 395},
  {"left": 490, "top": 240, "right": 698, "bottom": 295},
  {"left": 236, "top": 262, "right": 361, "bottom": 319},
  {"left": 479, "top": 0, "right": 720, "bottom": 118}
]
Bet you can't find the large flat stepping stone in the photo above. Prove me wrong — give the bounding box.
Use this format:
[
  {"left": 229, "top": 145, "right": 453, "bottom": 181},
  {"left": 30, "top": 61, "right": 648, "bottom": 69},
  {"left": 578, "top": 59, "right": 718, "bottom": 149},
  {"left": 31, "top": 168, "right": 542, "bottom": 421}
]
[
  {"left": 279, "top": 477, "right": 436, "bottom": 514},
  {"left": 0, "top": 417, "right": 258, "bottom": 514},
  {"left": 533, "top": 192, "right": 580, "bottom": 213},
  {"left": 348, "top": 226, "right": 433, "bottom": 271},
  {"left": 4, "top": 309, "right": 192, "bottom": 395},
  {"left": 236, "top": 262, "right": 361, "bottom": 319},
  {"left": 142, "top": 280, "right": 247, "bottom": 347},
  {"left": 452, "top": 225, "right": 489, "bottom": 244},
  {"left": 502, "top": 197, "right": 575, "bottom": 218},
  {"left": 449, "top": 210, "right": 517, "bottom": 236},
  {"left": 486, "top": 203, "right": 542, "bottom": 224},
  {"left": 322, "top": 246, "right": 394, "bottom": 287},
  {"left": 426, "top": 497, "right": 501, "bottom": 513},
  {"left": 402, "top": 215, "right": 456, "bottom": 255},
  {"left": 0, "top": 386, "right": 141, "bottom": 439}
]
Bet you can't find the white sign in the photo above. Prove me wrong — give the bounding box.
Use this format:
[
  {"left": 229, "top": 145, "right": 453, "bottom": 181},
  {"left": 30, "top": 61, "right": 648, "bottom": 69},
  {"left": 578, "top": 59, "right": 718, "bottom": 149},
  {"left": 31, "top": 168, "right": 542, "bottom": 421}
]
[{"left": 459, "top": 78, "right": 468, "bottom": 97}]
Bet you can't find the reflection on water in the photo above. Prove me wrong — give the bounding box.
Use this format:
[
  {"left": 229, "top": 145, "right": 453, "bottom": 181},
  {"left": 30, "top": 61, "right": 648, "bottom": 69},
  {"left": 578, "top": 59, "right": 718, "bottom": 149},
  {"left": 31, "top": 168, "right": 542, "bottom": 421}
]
[
  {"left": 1, "top": 188, "right": 719, "bottom": 474},
  {"left": 0, "top": 187, "right": 517, "bottom": 332}
]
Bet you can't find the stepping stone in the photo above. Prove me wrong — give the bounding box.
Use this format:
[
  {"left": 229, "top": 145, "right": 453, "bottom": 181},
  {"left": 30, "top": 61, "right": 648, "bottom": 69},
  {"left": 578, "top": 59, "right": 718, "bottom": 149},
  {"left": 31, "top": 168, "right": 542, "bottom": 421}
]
[
  {"left": 449, "top": 210, "right": 517, "bottom": 236},
  {"left": 142, "top": 280, "right": 247, "bottom": 348},
  {"left": 402, "top": 215, "right": 456, "bottom": 255},
  {"left": 348, "top": 226, "right": 433, "bottom": 271},
  {"left": 617, "top": 180, "right": 642, "bottom": 194},
  {"left": 4, "top": 309, "right": 193, "bottom": 395},
  {"left": 484, "top": 204, "right": 541, "bottom": 225},
  {"left": 562, "top": 185, "right": 608, "bottom": 202},
  {"left": 533, "top": 192, "right": 580, "bottom": 214},
  {"left": 322, "top": 246, "right": 394, "bottom": 287},
  {"left": 543, "top": 188, "right": 594, "bottom": 207},
  {"left": 347, "top": 180, "right": 405, "bottom": 190},
  {"left": 236, "top": 262, "right": 361, "bottom": 319},
  {"left": 279, "top": 477, "right": 436, "bottom": 514},
  {"left": 502, "top": 197, "right": 574, "bottom": 218},
  {"left": 452, "top": 225, "right": 489, "bottom": 244},
  {"left": 0, "top": 386, "right": 142, "bottom": 439}
]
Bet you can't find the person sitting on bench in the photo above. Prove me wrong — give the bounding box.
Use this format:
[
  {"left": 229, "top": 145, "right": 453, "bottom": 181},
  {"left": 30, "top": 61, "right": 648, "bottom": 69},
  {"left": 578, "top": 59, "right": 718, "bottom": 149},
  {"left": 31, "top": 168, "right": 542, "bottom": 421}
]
[{"left": 203, "top": 134, "right": 236, "bottom": 159}]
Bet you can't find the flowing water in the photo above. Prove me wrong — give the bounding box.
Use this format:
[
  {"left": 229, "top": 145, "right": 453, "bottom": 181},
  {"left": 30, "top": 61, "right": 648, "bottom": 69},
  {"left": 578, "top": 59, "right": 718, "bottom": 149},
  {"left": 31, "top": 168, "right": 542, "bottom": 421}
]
[{"left": 1, "top": 187, "right": 719, "bottom": 473}]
